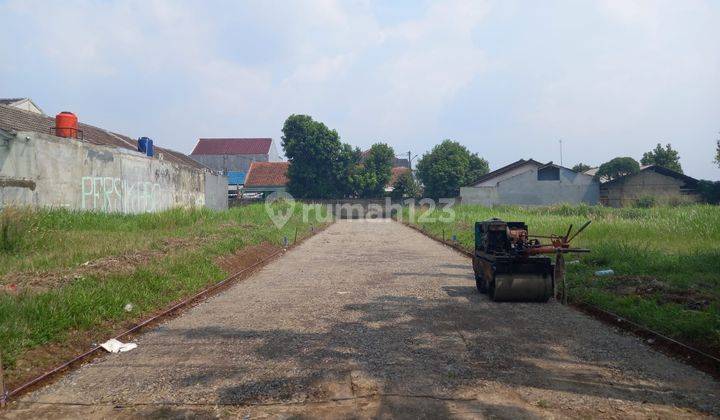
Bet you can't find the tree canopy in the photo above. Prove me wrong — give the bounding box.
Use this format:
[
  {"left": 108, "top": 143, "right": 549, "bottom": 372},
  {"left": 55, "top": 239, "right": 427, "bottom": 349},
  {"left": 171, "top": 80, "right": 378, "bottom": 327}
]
[
  {"left": 391, "top": 171, "right": 420, "bottom": 199},
  {"left": 416, "top": 140, "right": 489, "bottom": 199},
  {"left": 282, "top": 114, "right": 359, "bottom": 198},
  {"left": 281, "top": 115, "right": 395, "bottom": 198},
  {"left": 595, "top": 157, "right": 640, "bottom": 182},
  {"left": 715, "top": 136, "right": 720, "bottom": 168},
  {"left": 357, "top": 143, "right": 395, "bottom": 198},
  {"left": 571, "top": 163, "right": 592, "bottom": 173},
  {"left": 641, "top": 143, "right": 683, "bottom": 173}
]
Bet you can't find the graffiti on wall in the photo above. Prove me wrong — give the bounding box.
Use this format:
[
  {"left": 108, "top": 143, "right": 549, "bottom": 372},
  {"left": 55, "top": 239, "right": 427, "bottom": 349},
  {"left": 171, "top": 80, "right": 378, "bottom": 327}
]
[
  {"left": 81, "top": 176, "right": 205, "bottom": 213},
  {"left": 81, "top": 176, "right": 161, "bottom": 212}
]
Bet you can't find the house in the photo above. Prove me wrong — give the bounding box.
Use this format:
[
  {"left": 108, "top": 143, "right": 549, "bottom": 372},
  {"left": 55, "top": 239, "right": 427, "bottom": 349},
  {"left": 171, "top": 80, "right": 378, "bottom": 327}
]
[
  {"left": 0, "top": 98, "right": 44, "bottom": 115},
  {"left": 242, "top": 162, "right": 289, "bottom": 196},
  {"left": 599, "top": 165, "right": 700, "bottom": 207},
  {"left": 190, "top": 138, "right": 281, "bottom": 187},
  {"left": 460, "top": 159, "right": 600, "bottom": 206},
  {"left": 0, "top": 102, "right": 227, "bottom": 212}
]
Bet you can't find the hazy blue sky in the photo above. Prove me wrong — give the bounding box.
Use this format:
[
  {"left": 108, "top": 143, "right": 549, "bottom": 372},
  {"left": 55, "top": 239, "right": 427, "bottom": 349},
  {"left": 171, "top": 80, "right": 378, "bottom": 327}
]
[{"left": 1, "top": 0, "right": 718, "bottom": 179}]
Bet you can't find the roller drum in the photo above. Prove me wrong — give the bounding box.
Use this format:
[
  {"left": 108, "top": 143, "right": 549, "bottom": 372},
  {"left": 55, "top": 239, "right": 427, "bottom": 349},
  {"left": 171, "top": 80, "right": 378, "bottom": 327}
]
[{"left": 490, "top": 273, "right": 553, "bottom": 302}]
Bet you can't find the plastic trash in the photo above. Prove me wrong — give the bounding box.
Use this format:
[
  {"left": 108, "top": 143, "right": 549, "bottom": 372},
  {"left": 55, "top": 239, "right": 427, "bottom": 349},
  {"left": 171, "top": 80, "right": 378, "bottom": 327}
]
[
  {"left": 100, "top": 339, "right": 137, "bottom": 353},
  {"left": 595, "top": 269, "right": 615, "bottom": 276},
  {"left": 568, "top": 260, "right": 580, "bottom": 265},
  {"left": 124, "top": 303, "right": 134, "bottom": 312}
]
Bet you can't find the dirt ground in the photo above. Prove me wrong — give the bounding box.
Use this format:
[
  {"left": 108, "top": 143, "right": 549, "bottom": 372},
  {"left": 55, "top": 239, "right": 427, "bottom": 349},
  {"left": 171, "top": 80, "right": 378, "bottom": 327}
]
[{"left": 3, "top": 220, "right": 719, "bottom": 419}]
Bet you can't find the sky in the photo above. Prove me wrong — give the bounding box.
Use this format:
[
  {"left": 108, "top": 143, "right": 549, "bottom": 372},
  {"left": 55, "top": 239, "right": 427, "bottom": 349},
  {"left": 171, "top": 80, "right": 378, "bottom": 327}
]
[{"left": 1, "top": 0, "right": 719, "bottom": 179}]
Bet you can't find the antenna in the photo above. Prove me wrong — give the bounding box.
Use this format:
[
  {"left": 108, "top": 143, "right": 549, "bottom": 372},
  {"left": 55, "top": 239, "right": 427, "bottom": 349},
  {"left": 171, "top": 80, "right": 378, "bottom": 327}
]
[{"left": 559, "top": 139, "right": 563, "bottom": 167}]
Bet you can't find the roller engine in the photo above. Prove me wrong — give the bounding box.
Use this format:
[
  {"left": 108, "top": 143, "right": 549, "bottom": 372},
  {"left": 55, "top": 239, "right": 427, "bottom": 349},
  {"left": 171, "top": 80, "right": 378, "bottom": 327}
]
[{"left": 473, "top": 218, "right": 590, "bottom": 302}]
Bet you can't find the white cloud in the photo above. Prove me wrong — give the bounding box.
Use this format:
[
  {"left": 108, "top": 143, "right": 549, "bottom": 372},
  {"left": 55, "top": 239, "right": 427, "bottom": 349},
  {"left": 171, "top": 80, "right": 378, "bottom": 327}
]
[{"left": 1, "top": 0, "right": 718, "bottom": 178}]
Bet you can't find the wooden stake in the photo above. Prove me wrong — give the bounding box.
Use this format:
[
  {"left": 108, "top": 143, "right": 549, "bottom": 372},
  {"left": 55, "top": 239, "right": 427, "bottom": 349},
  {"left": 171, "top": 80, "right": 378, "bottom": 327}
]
[
  {"left": 0, "top": 349, "right": 7, "bottom": 407},
  {"left": 555, "top": 252, "right": 566, "bottom": 303}
]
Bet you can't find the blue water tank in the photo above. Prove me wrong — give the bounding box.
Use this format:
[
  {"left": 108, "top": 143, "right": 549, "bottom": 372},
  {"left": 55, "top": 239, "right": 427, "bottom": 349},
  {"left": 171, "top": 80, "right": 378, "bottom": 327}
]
[{"left": 137, "top": 137, "right": 154, "bottom": 157}]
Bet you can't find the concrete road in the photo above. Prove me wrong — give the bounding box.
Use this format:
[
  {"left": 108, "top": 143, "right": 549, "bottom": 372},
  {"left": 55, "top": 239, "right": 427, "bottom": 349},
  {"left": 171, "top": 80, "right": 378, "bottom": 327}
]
[{"left": 4, "top": 220, "right": 719, "bottom": 419}]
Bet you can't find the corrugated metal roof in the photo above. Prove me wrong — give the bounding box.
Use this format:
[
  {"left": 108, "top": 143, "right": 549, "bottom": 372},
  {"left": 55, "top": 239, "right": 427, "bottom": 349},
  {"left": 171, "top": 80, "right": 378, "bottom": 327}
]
[
  {"left": 0, "top": 104, "right": 205, "bottom": 170},
  {"left": 191, "top": 138, "right": 272, "bottom": 155},
  {"left": 244, "top": 162, "right": 289, "bottom": 187},
  {"left": 468, "top": 159, "right": 544, "bottom": 186},
  {"left": 227, "top": 171, "right": 246, "bottom": 185}
]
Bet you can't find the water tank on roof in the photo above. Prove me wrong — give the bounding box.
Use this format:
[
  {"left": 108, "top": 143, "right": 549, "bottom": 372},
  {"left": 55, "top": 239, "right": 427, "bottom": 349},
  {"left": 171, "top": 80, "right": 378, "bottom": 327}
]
[
  {"left": 137, "top": 137, "right": 154, "bottom": 157},
  {"left": 55, "top": 112, "right": 78, "bottom": 139}
]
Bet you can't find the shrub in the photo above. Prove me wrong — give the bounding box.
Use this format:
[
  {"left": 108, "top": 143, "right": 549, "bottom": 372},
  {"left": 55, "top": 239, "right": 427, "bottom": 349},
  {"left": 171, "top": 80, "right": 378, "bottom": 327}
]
[
  {"left": 634, "top": 196, "right": 656, "bottom": 208},
  {"left": 698, "top": 180, "right": 720, "bottom": 204},
  {"left": 0, "top": 207, "right": 31, "bottom": 253}
]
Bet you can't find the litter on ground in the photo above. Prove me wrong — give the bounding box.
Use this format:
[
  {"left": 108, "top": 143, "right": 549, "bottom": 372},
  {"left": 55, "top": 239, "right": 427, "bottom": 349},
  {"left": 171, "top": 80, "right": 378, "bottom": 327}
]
[{"left": 100, "top": 339, "right": 137, "bottom": 353}]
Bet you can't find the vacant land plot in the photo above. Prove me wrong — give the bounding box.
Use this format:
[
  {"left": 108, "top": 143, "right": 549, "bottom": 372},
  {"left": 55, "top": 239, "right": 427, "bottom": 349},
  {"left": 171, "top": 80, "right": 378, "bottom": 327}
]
[
  {"left": 402, "top": 204, "right": 720, "bottom": 356},
  {"left": 0, "top": 203, "right": 326, "bottom": 389},
  {"left": 6, "top": 220, "right": 718, "bottom": 418}
]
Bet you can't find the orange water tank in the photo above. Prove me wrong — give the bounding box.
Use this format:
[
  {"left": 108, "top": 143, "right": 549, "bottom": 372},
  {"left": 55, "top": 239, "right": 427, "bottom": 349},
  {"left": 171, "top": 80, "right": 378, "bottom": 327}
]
[{"left": 55, "top": 112, "right": 78, "bottom": 138}]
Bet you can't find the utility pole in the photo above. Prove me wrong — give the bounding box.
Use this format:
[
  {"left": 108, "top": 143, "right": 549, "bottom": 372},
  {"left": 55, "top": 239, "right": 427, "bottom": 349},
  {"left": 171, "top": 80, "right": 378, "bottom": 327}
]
[
  {"left": 405, "top": 151, "right": 418, "bottom": 170},
  {"left": 559, "top": 139, "right": 563, "bottom": 167}
]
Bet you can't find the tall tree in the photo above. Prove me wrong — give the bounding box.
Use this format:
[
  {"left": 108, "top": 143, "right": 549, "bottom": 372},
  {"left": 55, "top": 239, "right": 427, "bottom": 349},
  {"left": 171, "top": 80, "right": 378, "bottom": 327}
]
[
  {"left": 715, "top": 134, "right": 720, "bottom": 168},
  {"left": 468, "top": 153, "right": 491, "bottom": 185},
  {"left": 333, "top": 143, "right": 363, "bottom": 198},
  {"left": 641, "top": 143, "right": 683, "bottom": 173},
  {"left": 282, "top": 114, "right": 344, "bottom": 198},
  {"left": 391, "top": 171, "right": 420, "bottom": 199},
  {"left": 416, "top": 140, "right": 489, "bottom": 199},
  {"left": 358, "top": 143, "right": 395, "bottom": 198},
  {"left": 595, "top": 157, "right": 640, "bottom": 182},
  {"left": 572, "top": 163, "right": 592, "bottom": 173}
]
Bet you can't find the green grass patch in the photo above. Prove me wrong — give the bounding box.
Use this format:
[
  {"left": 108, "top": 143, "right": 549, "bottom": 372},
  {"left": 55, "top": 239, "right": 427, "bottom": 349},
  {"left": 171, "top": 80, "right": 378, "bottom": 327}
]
[
  {"left": 0, "top": 203, "right": 328, "bottom": 371},
  {"left": 402, "top": 203, "right": 720, "bottom": 353}
]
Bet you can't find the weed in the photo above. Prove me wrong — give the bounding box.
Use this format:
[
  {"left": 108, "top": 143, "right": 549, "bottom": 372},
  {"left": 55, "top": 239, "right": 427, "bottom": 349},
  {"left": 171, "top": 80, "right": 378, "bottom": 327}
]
[
  {"left": 404, "top": 204, "right": 720, "bottom": 352},
  {"left": 0, "top": 207, "right": 33, "bottom": 253},
  {"left": 0, "top": 203, "right": 328, "bottom": 371}
]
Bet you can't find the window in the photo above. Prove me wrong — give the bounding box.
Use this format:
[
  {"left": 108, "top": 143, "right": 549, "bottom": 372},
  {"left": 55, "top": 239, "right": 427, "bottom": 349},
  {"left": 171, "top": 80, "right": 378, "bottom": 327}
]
[{"left": 537, "top": 166, "right": 560, "bottom": 181}]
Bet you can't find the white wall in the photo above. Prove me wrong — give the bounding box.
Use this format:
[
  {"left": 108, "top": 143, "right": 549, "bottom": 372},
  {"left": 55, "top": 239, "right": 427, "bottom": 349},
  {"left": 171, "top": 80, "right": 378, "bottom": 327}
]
[
  {"left": 462, "top": 167, "right": 599, "bottom": 206},
  {"left": 1, "top": 131, "right": 228, "bottom": 212}
]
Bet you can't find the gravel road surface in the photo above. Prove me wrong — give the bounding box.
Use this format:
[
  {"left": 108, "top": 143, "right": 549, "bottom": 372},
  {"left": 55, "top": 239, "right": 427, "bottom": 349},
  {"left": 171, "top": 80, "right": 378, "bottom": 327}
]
[{"left": 4, "top": 220, "right": 719, "bottom": 419}]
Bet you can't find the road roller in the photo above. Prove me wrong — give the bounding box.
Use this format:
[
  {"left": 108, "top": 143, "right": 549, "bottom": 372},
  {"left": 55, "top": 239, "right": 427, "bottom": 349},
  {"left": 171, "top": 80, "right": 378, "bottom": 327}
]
[{"left": 472, "top": 218, "right": 590, "bottom": 302}]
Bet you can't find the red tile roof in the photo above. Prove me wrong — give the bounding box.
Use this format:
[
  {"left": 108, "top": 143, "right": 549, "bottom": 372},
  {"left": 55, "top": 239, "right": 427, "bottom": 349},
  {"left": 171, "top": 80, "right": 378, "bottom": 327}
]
[
  {"left": 389, "top": 166, "right": 411, "bottom": 187},
  {"left": 0, "top": 104, "right": 205, "bottom": 170},
  {"left": 191, "top": 138, "right": 272, "bottom": 155},
  {"left": 244, "top": 162, "right": 289, "bottom": 187}
]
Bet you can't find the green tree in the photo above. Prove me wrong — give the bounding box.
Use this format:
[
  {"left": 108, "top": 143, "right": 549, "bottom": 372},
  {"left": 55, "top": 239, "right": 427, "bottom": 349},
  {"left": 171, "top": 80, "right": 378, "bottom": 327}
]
[
  {"left": 641, "top": 143, "right": 682, "bottom": 173},
  {"left": 358, "top": 143, "right": 395, "bottom": 198},
  {"left": 333, "top": 143, "right": 364, "bottom": 198},
  {"left": 416, "top": 140, "right": 489, "bottom": 198},
  {"left": 698, "top": 180, "right": 720, "bottom": 204},
  {"left": 572, "top": 163, "right": 592, "bottom": 173},
  {"left": 595, "top": 157, "right": 640, "bottom": 182},
  {"left": 391, "top": 171, "right": 420, "bottom": 199},
  {"left": 468, "top": 153, "right": 491, "bottom": 186},
  {"left": 282, "top": 114, "right": 346, "bottom": 198},
  {"left": 715, "top": 134, "right": 720, "bottom": 168}
]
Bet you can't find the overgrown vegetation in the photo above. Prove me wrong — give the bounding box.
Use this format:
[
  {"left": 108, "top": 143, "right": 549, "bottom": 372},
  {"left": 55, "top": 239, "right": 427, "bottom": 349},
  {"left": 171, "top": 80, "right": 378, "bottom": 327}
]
[
  {"left": 403, "top": 204, "right": 720, "bottom": 353},
  {"left": 0, "top": 204, "right": 327, "bottom": 372}
]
